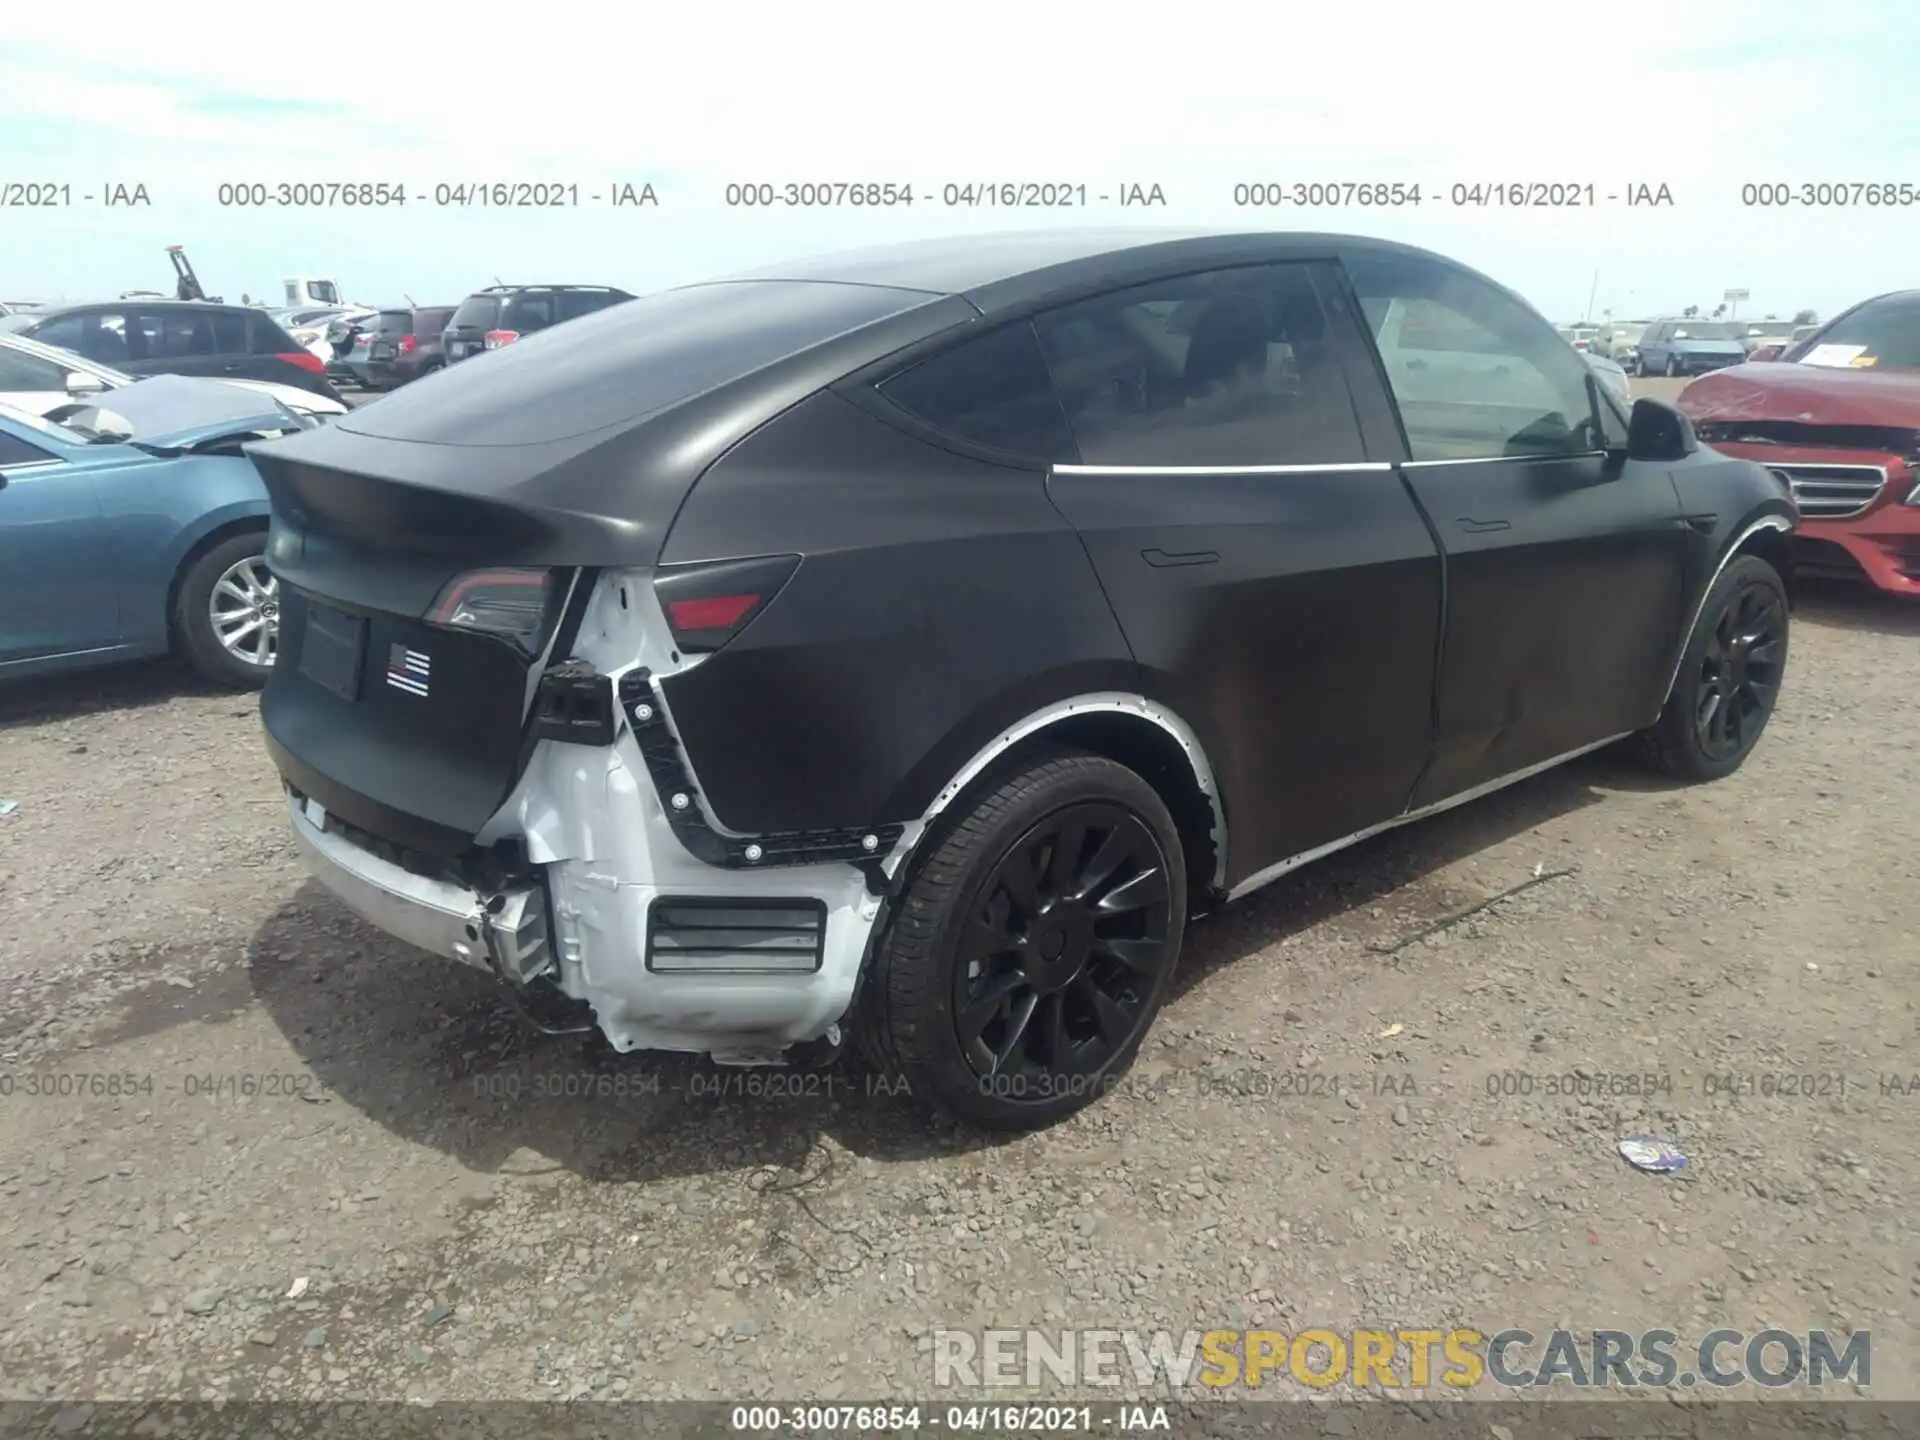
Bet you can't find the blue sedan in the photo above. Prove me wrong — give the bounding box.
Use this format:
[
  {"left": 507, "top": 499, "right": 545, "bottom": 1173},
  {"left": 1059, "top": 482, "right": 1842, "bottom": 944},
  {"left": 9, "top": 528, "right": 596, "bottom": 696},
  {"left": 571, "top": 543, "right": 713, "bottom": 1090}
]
[{"left": 0, "top": 375, "right": 318, "bottom": 688}]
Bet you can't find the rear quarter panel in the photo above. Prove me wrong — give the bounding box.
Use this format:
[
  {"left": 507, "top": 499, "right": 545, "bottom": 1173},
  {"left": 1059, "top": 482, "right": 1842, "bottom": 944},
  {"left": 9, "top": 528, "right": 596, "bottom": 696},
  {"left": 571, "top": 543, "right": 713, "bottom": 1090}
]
[{"left": 656, "top": 388, "right": 1139, "bottom": 833}]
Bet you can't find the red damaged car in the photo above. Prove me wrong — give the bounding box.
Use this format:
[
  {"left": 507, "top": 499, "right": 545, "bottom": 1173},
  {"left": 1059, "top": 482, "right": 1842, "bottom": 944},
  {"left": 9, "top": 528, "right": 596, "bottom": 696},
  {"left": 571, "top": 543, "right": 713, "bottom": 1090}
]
[{"left": 1679, "top": 290, "right": 1920, "bottom": 596}]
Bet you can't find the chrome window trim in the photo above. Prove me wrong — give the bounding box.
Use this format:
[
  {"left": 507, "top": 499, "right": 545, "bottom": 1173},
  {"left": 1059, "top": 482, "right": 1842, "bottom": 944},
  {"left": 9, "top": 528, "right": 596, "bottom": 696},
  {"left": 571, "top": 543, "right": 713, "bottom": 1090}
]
[
  {"left": 1400, "top": 450, "right": 1606, "bottom": 469},
  {"left": 1226, "top": 732, "right": 1630, "bottom": 903},
  {"left": 1052, "top": 461, "right": 1392, "bottom": 477},
  {"left": 1661, "top": 513, "right": 1795, "bottom": 703},
  {"left": 0, "top": 458, "right": 66, "bottom": 474}
]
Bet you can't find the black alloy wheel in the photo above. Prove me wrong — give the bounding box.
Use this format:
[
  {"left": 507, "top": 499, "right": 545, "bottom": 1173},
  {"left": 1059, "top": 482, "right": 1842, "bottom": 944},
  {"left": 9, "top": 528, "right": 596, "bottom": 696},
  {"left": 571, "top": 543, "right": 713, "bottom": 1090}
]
[
  {"left": 856, "top": 750, "right": 1187, "bottom": 1130},
  {"left": 952, "top": 800, "right": 1173, "bottom": 1088},
  {"left": 1638, "top": 554, "right": 1789, "bottom": 782},
  {"left": 1691, "top": 577, "right": 1787, "bottom": 763}
]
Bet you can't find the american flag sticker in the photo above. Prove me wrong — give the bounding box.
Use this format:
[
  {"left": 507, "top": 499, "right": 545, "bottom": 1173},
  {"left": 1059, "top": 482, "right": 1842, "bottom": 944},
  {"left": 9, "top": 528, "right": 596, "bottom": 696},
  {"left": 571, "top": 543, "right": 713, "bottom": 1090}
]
[{"left": 386, "top": 643, "right": 431, "bottom": 697}]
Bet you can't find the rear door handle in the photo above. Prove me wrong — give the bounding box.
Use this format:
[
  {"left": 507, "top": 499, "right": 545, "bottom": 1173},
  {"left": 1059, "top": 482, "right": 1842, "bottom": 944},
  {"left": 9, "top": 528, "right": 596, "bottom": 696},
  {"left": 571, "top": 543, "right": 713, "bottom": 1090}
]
[
  {"left": 1142, "top": 548, "right": 1219, "bottom": 568},
  {"left": 1456, "top": 517, "right": 1511, "bottom": 533}
]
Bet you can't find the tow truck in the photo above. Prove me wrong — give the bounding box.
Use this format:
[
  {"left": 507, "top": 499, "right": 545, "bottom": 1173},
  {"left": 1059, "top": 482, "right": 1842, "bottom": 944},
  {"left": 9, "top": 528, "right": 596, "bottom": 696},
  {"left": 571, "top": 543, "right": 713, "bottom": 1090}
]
[{"left": 163, "top": 247, "right": 351, "bottom": 311}]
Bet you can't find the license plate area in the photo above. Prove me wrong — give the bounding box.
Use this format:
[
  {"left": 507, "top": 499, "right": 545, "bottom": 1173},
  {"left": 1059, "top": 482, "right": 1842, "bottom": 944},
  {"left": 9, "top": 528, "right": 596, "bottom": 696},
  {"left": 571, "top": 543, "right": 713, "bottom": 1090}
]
[
  {"left": 370, "top": 344, "right": 393, "bottom": 359},
  {"left": 300, "top": 602, "right": 366, "bottom": 700}
]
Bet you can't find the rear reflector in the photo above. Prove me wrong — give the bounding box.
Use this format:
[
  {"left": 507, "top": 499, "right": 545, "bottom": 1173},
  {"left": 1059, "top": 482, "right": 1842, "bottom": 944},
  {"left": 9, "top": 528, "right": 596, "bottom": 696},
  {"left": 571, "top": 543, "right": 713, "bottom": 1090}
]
[
  {"left": 652, "top": 554, "right": 800, "bottom": 653},
  {"left": 645, "top": 896, "right": 827, "bottom": 973},
  {"left": 482, "top": 330, "right": 520, "bottom": 349},
  {"left": 427, "top": 568, "right": 556, "bottom": 654},
  {"left": 668, "top": 594, "right": 759, "bottom": 632},
  {"left": 278, "top": 351, "right": 326, "bottom": 373}
]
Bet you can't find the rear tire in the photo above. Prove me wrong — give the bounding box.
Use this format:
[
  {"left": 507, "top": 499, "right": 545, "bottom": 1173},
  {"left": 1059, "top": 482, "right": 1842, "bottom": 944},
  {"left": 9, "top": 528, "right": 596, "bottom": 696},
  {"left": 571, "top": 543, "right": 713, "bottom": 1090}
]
[
  {"left": 1637, "top": 554, "right": 1788, "bottom": 782},
  {"left": 174, "top": 530, "right": 279, "bottom": 690},
  {"left": 855, "top": 750, "right": 1186, "bottom": 1131},
  {"left": 1665, "top": 353, "right": 1681, "bottom": 377}
]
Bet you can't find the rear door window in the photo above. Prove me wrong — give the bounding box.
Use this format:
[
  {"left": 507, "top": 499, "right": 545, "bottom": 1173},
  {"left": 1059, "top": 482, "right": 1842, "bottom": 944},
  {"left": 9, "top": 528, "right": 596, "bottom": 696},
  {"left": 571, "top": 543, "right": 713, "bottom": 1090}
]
[
  {"left": 879, "top": 322, "right": 1077, "bottom": 463},
  {"left": 500, "top": 292, "right": 555, "bottom": 332},
  {"left": 157, "top": 310, "right": 245, "bottom": 357},
  {"left": 1031, "top": 261, "right": 1368, "bottom": 467}
]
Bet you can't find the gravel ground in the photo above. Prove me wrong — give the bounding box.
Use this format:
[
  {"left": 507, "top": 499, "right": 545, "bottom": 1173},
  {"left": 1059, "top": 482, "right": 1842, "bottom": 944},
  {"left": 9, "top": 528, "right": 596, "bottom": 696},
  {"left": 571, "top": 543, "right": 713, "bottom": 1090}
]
[{"left": 0, "top": 582, "right": 1915, "bottom": 1407}]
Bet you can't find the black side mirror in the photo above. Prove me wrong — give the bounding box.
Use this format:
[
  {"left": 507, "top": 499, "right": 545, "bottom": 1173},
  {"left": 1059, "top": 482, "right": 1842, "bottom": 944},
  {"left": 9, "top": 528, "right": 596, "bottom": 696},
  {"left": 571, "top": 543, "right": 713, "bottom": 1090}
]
[{"left": 1624, "top": 396, "right": 1699, "bottom": 462}]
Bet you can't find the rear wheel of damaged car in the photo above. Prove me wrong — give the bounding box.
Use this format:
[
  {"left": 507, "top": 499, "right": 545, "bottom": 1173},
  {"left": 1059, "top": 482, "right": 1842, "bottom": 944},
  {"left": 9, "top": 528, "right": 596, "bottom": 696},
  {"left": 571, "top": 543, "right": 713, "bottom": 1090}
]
[
  {"left": 857, "top": 749, "right": 1187, "bottom": 1131},
  {"left": 1638, "top": 553, "right": 1788, "bottom": 782},
  {"left": 175, "top": 529, "right": 279, "bottom": 689}
]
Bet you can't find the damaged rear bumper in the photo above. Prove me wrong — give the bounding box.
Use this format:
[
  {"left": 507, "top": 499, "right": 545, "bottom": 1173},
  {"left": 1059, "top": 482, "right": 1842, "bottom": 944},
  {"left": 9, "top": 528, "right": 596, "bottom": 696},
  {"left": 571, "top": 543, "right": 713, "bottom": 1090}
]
[{"left": 288, "top": 796, "right": 551, "bottom": 980}]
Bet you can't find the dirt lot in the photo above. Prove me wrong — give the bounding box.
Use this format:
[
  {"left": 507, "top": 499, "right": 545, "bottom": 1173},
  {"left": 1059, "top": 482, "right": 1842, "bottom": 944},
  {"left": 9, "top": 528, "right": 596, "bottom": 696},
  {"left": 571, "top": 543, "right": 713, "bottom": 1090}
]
[{"left": 0, "top": 577, "right": 1916, "bottom": 1407}]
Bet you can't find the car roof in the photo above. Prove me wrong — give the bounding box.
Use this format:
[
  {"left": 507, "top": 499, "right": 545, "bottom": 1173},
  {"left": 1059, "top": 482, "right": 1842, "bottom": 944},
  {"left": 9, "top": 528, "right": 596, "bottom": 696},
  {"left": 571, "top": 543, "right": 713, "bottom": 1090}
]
[
  {"left": 471, "top": 284, "right": 628, "bottom": 294},
  {"left": 32, "top": 300, "right": 258, "bottom": 318},
  {"left": 711, "top": 228, "right": 1478, "bottom": 317}
]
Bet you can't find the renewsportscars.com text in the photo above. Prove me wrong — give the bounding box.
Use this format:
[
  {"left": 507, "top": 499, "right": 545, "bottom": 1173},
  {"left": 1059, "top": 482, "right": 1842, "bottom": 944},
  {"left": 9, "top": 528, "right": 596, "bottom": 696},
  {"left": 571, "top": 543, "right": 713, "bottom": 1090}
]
[{"left": 933, "top": 1327, "right": 1870, "bottom": 1391}]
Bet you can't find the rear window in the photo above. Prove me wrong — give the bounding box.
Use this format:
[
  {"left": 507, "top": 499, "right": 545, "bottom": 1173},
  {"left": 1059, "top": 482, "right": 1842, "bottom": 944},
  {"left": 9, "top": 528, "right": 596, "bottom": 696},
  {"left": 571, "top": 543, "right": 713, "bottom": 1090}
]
[
  {"left": 449, "top": 295, "right": 503, "bottom": 330},
  {"left": 415, "top": 307, "right": 456, "bottom": 336},
  {"left": 250, "top": 314, "right": 301, "bottom": 353},
  {"left": 879, "top": 322, "right": 1076, "bottom": 462},
  {"left": 375, "top": 310, "right": 416, "bottom": 333},
  {"left": 341, "top": 279, "right": 940, "bottom": 448},
  {"left": 555, "top": 290, "right": 628, "bottom": 323},
  {"left": 500, "top": 293, "right": 556, "bottom": 332},
  {"left": 1785, "top": 295, "right": 1920, "bottom": 369}
]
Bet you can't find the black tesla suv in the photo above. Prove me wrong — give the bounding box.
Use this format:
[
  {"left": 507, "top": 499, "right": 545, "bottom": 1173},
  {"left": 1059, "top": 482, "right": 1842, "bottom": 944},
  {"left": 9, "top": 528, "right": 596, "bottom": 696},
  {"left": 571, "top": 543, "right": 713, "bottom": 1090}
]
[{"left": 249, "top": 230, "right": 1796, "bottom": 1130}]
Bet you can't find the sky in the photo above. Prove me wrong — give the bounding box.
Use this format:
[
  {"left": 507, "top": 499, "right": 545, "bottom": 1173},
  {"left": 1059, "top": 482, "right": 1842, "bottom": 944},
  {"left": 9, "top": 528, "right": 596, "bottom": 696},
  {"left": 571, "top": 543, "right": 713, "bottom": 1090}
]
[{"left": 1, "top": 0, "right": 1915, "bottom": 325}]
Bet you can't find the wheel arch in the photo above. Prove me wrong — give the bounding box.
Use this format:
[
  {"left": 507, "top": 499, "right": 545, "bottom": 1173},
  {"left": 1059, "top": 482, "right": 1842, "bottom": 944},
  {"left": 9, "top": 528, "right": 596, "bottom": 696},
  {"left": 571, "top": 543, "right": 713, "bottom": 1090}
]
[
  {"left": 1661, "top": 510, "right": 1795, "bottom": 705},
  {"left": 163, "top": 510, "right": 271, "bottom": 650},
  {"left": 883, "top": 693, "right": 1228, "bottom": 909}
]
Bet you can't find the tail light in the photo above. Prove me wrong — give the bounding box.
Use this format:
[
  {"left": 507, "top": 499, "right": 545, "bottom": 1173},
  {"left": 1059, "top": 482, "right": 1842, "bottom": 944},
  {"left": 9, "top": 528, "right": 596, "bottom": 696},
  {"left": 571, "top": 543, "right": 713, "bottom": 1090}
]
[
  {"left": 277, "top": 351, "right": 326, "bottom": 373},
  {"left": 397, "top": 334, "right": 417, "bottom": 355},
  {"left": 428, "top": 568, "right": 558, "bottom": 655},
  {"left": 652, "top": 554, "right": 800, "bottom": 653},
  {"left": 483, "top": 330, "right": 520, "bottom": 349}
]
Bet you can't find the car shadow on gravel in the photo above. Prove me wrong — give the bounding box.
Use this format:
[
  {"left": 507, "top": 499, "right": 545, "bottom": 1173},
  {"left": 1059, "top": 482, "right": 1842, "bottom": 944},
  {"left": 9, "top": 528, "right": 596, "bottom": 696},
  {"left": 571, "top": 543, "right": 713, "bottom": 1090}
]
[
  {"left": 1171, "top": 747, "right": 1617, "bottom": 997},
  {"left": 243, "top": 752, "right": 1616, "bottom": 1187},
  {"left": 1792, "top": 580, "right": 1920, "bottom": 636},
  {"left": 0, "top": 656, "right": 244, "bottom": 729}
]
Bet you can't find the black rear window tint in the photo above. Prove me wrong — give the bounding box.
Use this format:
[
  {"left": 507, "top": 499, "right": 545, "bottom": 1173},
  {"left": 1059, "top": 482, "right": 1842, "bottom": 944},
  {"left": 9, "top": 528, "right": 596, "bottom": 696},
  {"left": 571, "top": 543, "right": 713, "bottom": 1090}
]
[
  {"left": 250, "top": 314, "right": 298, "bottom": 353},
  {"left": 500, "top": 294, "right": 555, "bottom": 331},
  {"left": 555, "top": 290, "right": 625, "bottom": 323},
  {"left": 879, "top": 322, "right": 1076, "bottom": 462},
  {"left": 341, "top": 279, "right": 939, "bottom": 447},
  {"left": 376, "top": 310, "right": 415, "bottom": 332},
  {"left": 449, "top": 296, "right": 502, "bottom": 330}
]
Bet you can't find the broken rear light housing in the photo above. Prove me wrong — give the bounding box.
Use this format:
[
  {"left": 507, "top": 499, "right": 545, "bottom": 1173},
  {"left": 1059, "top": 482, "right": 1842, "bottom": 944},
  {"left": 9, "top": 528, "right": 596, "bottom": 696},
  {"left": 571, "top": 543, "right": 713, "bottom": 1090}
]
[
  {"left": 428, "top": 568, "right": 559, "bottom": 655},
  {"left": 652, "top": 554, "right": 800, "bottom": 653}
]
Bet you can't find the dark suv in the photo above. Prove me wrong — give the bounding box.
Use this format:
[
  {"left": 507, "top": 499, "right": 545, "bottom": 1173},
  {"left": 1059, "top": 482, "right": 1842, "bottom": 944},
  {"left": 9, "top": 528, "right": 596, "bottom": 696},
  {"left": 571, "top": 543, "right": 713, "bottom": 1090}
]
[
  {"left": 348, "top": 306, "right": 457, "bottom": 390},
  {"left": 255, "top": 231, "right": 1796, "bottom": 1131},
  {"left": 15, "top": 301, "right": 339, "bottom": 399},
  {"left": 441, "top": 285, "right": 634, "bottom": 364}
]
